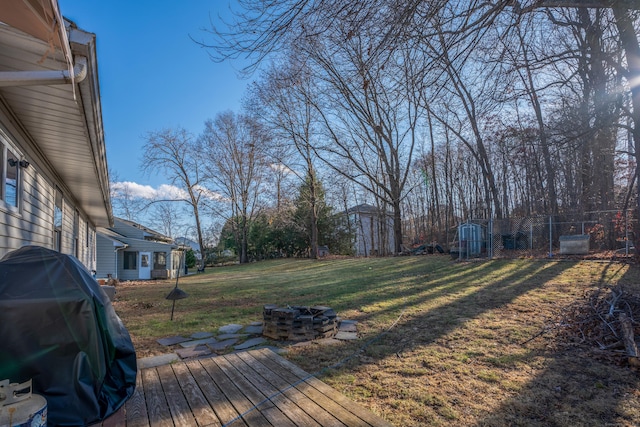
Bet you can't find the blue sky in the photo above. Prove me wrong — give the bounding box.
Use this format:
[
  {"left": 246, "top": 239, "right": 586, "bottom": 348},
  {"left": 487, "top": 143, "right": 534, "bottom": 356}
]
[{"left": 58, "top": 0, "right": 249, "bottom": 191}]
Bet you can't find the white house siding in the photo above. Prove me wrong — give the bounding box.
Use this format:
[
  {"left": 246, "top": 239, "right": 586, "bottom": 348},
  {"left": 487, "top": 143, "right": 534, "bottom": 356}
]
[
  {"left": 111, "top": 220, "right": 146, "bottom": 240},
  {"left": 0, "top": 123, "right": 97, "bottom": 271},
  {"left": 96, "top": 233, "right": 119, "bottom": 279},
  {"left": 114, "top": 240, "right": 179, "bottom": 281}
]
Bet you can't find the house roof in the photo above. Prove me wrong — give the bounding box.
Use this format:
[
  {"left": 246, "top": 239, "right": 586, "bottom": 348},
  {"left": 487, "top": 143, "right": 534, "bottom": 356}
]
[
  {"left": 0, "top": 2, "right": 112, "bottom": 227},
  {"left": 115, "top": 217, "right": 174, "bottom": 244},
  {"left": 96, "top": 227, "right": 127, "bottom": 247}
]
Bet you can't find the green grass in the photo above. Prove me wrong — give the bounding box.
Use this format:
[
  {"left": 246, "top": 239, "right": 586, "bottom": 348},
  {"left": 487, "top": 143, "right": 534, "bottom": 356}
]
[{"left": 112, "top": 256, "right": 640, "bottom": 426}]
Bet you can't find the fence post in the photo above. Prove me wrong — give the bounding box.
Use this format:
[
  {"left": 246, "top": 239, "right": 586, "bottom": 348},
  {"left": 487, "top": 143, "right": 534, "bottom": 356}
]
[
  {"left": 530, "top": 222, "right": 533, "bottom": 250},
  {"left": 626, "top": 210, "right": 630, "bottom": 256},
  {"left": 548, "top": 215, "right": 553, "bottom": 258},
  {"left": 488, "top": 218, "right": 493, "bottom": 259}
]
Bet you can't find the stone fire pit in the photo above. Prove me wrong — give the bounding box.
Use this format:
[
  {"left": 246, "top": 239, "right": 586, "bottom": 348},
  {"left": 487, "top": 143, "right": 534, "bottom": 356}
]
[{"left": 262, "top": 304, "right": 338, "bottom": 341}]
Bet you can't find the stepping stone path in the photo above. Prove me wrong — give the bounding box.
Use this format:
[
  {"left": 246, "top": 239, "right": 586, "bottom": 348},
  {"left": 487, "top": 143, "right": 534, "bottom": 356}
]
[
  {"left": 191, "top": 331, "right": 214, "bottom": 339},
  {"left": 218, "top": 324, "right": 243, "bottom": 334},
  {"left": 179, "top": 337, "right": 217, "bottom": 348},
  {"left": 217, "top": 333, "right": 248, "bottom": 340},
  {"left": 208, "top": 338, "right": 239, "bottom": 351},
  {"left": 243, "top": 325, "right": 263, "bottom": 335},
  {"left": 146, "top": 318, "right": 360, "bottom": 366},
  {"left": 156, "top": 336, "right": 190, "bottom": 346},
  {"left": 175, "top": 344, "right": 211, "bottom": 359},
  {"left": 234, "top": 337, "right": 266, "bottom": 350},
  {"left": 338, "top": 320, "right": 358, "bottom": 332}
]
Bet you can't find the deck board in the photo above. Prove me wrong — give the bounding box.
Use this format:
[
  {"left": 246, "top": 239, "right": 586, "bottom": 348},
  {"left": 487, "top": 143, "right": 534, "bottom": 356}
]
[
  {"left": 235, "top": 351, "right": 345, "bottom": 427},
  {"left": 184, "top": 359, "right": 244, "bottom": 426},
  {"left": 172, "top": 362, "right": 219, "bottom": 426},
  {"left": 225, "top": 352, "right": 319, "bottom": 427},
  {"left": 200, "top": 356, "right": 273, "bottom": 427},
  {"left": 141, "top": 367, "right": 173, "bottom": 427},
  {"left": 125, "top": 370, "right": 150, "bottom": 427},
  {"left": 90, "top": 348, "right": 393, "bottom": 427},
  {"left": 157, "top": 364, "right": 198, "bottom": 427}
]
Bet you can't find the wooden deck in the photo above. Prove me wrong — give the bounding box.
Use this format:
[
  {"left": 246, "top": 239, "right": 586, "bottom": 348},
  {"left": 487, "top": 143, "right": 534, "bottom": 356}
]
[{"left": 94, "top": 348, "right": 393, "bottom": 427}]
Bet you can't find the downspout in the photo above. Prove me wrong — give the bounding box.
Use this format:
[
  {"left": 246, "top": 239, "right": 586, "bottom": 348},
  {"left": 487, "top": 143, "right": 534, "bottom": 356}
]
[
  {"left": 0, "top": 55, "right": 87, "bottom": 87},
  {"left": 114, "top": 244, "right": 128, "bottom": 279}
]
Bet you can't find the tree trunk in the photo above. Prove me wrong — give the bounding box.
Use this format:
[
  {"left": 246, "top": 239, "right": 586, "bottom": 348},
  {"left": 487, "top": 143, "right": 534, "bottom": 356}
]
[{"left": 612, "top": 6, "right": 640, "bottom": 259}]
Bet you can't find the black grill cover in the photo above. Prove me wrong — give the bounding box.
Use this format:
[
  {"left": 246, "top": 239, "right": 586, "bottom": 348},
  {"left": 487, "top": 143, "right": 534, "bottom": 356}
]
[{"left": 0, "top": 246, "right": 137, "bottom": 426}]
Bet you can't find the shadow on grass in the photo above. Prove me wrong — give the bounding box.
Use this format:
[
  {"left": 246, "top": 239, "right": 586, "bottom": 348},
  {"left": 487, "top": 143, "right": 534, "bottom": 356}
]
[
  {"left": 119, "top": 256, "right": 640, "bottom": 425},
  {"left": 470, "top": 262, "right": 640, "bottom": 427},
  {"left": 472, "top": 348, "right": 640, "bottom": 426},
  {"left": 281, "top": 257, "right": 637, "bottom": 426}
]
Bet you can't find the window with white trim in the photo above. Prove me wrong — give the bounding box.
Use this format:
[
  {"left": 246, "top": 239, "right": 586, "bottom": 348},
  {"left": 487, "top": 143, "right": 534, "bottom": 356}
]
[
  {"left": 0, "top": 138, "right": 21, "bottom": 210},
  {"left": 54, "top": 188, "right": 63, "bottom": 251},
  {"left": 73, "top": 209, "right": 79, "bottom": 258}
]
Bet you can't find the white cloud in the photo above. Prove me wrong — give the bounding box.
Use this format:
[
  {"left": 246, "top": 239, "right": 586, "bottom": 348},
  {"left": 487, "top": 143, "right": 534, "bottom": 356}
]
[
  {"left": 156, "top": 184, "right": 188, "bottom": 200},
  {"left": 111, "top": 181, "right": 157, "bottom": 199},
  {"left": 270, "top": 162, "right": 294, "bottom": 175},
  {"left": 111, "top": 181, "right": 221, "bottom": 202}
]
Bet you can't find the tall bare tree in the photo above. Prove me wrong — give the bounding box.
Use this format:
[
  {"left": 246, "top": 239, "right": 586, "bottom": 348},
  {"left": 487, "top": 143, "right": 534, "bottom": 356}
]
[
  {"left": 140, "top": 127, "right": 207, "bottom": 269},
  {"left": 199, "top": 111, "right": 269, "bottom": 263},
  {"left": 205, "top": 0, "right": 640, "bottom": 250},
  {"left": 250, "top": 59, "right": 325, "bottom": 258}
]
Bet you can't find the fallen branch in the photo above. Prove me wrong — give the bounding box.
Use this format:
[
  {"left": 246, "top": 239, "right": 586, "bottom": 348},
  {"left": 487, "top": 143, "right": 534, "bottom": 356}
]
[
  {"left": 618, "top": 312, "right": 638, "bottom": 358},
  {"left": 551, "top": 285, "right": 640, "bottom": 367}
]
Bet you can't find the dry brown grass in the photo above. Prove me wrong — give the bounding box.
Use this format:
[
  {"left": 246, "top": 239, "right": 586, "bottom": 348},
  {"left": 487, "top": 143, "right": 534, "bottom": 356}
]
[{"left": 110, "top": 257, "right": 640, "bottom": 426}]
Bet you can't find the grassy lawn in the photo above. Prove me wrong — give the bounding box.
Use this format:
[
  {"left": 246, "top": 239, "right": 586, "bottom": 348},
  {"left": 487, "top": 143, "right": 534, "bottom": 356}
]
[{"left": 111, "top": 256, "right": 640, "bottom": 426}]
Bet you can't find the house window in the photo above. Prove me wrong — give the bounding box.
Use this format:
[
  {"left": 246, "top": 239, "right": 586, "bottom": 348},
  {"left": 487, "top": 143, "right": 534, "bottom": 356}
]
[
  {"left": 153, "top": 252, "right": 167, "bottom": 269},
  {"left": 54, "top": 188, "right": 63, "bottom": 251},
  {"left": 0, "top": 138, "right": 21, "bottom": 210},
  {"left": 124, "top": 251, "right": 137, "bottom": 270},
  {"left": 73, "top": 210, "right": 79, "bottom": 258}
]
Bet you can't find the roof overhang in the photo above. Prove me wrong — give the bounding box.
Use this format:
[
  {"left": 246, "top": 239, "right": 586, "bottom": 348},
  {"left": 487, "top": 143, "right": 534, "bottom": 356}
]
[
  {"left": 0, "top": 1, "right": 112, "bottom": 227},
  {"left": 96, "top": 227, "right": 127, "bottom": 248}
]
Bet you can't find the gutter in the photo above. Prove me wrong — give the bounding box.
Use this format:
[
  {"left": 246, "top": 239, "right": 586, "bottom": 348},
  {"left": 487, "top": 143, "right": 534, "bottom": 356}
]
[
  {"left": 0, "top": 55, "right": 87, "bottom": 86},
  {"left": 114, "top": 244, "right": 128, "bottom": 280}
]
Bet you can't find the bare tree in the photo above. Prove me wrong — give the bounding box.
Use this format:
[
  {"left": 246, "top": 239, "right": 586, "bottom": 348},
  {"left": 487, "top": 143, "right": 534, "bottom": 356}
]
[
  {"left": 250, "top": 59, "right": 325, "bottom": 258},
  {"left": 149, "top": 201, "right": 186, "bottom": 238},
  {"left": 204, "top": 0, "right": 640, "bottom": 250},
  {"left": 140, "top": 127, "right": 208, "bottom": 269},
  {"left": 109, "top": 170, "right": 148, "bottom": 221},
  {"left": 110, "top": 181, "right": 148, "bottom": 222},
  {"left": 199, "top": 111, "right": 269, "bottom": 263}
]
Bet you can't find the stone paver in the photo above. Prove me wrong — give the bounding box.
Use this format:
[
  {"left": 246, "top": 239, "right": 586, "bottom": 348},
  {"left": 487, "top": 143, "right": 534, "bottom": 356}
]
[
  {"left": 335, "top": 331, "right": 358, "bottom": 340},
  {"left": 157, "top": 336, "right": 190, "bottom": 346},
  {"left": 338, "top": 322, "right": 358, "bottom": 332},
  {"left": 219, "top": 324, "right": 244, "bottom": 334},
  {"left": 138, "top": 353, "right": 180, "bottom": 369},
  {"left": 176, "top": 344, "right": 212, "bottom": 359},
  {"left": 191, "top": 331, "right": 214, "bottom": 339},
  {"left": 150, "top": 319, "right": 355, "bottom": 365},
  {"left": 217, "top": 333, "right": 248, "bottom": 340},
  {"left": 243, "top": 325, "right": 263, "bottom": 335},
  {"left": 234, "top": 337, "right": 267, "bottom": 350},
  {"left": 207, "top": 338, "right": 239, "bottom": 352},
  {"left": 179, "top": 337, "right": 217, "bottom": 348}
]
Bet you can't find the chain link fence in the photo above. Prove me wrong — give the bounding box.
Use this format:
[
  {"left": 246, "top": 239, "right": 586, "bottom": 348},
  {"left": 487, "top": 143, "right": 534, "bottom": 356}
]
[{"left": 449, "top": 210, "right": 635, "bottom": 260}]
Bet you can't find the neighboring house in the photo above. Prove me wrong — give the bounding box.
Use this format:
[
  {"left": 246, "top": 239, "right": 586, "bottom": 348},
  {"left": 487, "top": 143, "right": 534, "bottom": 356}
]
[
  {"left": 175, "top": 236, "right": 201, "bottom": 261},
  {"left": 347, "top": 204, "right": 395, "bottom": 256},
  {"left": 0, "top": 3, "right": 112, "bottom": 270},
  {"left": 96, "top": 218, "right": 184, "bottom": 280}
]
